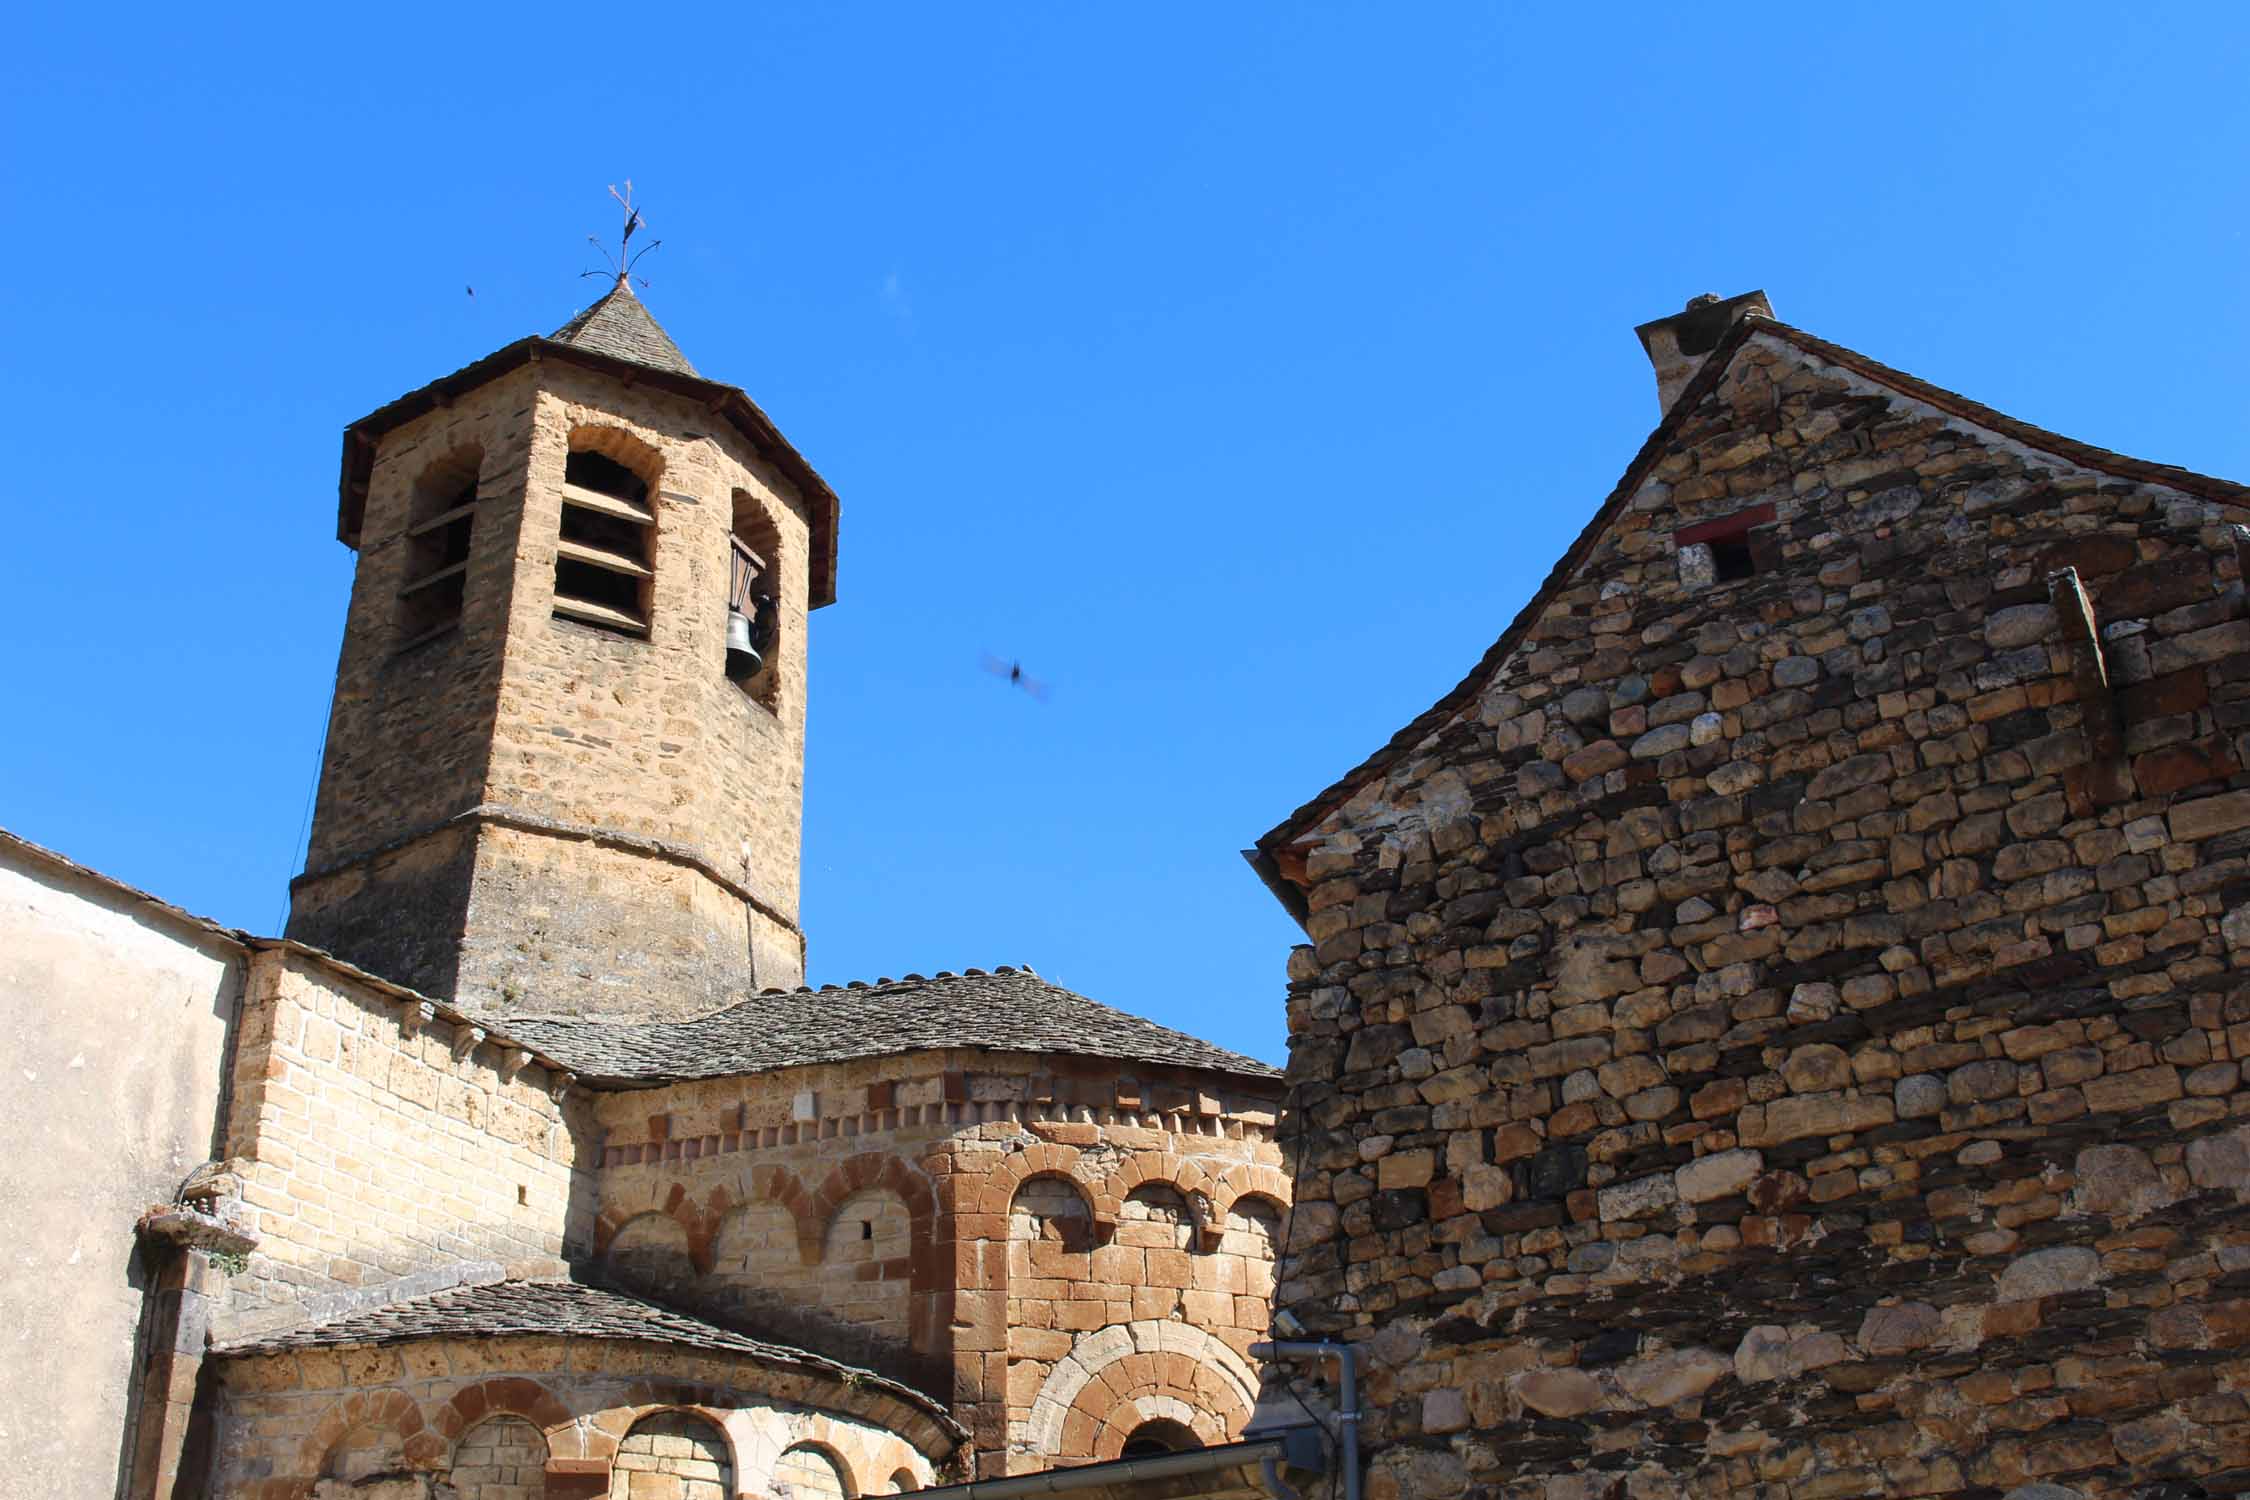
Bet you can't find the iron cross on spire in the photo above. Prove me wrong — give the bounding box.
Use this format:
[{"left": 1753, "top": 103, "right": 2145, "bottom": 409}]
[{"left": 584, "top": 181, "right": 662, "bottom": 289}]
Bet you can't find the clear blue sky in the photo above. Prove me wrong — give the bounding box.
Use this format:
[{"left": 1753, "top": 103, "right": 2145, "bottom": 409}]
[{"left": 4, "top": 7, "right": 2247, "bottom": 1064}]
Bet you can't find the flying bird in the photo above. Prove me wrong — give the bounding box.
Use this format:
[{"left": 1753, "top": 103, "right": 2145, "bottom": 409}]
[{"left": 982, "top": 655, "right": 1050, "bottom": 701}]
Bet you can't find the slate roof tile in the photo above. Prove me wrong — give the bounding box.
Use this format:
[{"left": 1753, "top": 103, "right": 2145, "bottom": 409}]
[
  {"left": 212, "top": 1278, "right": 960, "bottom": 1430},
  {"left": 550, "top": 279, "right": 700, "bottom": 377},
  {"left": 497, "top": 967, "right": 1280, "bottom": 1085}
]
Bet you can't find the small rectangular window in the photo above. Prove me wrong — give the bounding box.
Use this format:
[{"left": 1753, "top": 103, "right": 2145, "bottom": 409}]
[{"left": 1675, "top": 502, "right": 1774, "bottom": 590}]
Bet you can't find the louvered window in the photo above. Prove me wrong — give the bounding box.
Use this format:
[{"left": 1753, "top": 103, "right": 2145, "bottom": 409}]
[
  {"left": 554, "top": 448, "right": 654, "bottom": 635},
  {"left": 398, "top": 449, "right": 482, "bottom": 647}
]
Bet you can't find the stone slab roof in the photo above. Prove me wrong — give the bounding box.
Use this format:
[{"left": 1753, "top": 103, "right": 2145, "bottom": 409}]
[
  {"left": 498, "top": 967, "right": 1281, "bottom": 1085},
  {"left": 214, "top": 1277, "right": 958, "bottom": 1431},
  {"left": 550, "top": 279, "right": 700, "bottom": 377}
]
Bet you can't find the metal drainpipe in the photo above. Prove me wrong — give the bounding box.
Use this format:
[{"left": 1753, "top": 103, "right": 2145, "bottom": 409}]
[{"left": 1249, "top": 1341, "right": 1359, "bottom": 1500}]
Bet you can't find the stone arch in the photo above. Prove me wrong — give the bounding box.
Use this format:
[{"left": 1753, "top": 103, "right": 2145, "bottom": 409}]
[
  {"left": 976, "top": 1143, "right": 1111, "bottom": 1218},
  {"left": 711, "top": 1200, "right": 810, "bottom": 1276},
  {"left": 774, "top": 1440, "right": 857, "bottom": 1500},
  {"left": 610, "top": 1408, "right": 733, "bottom": 1499},
  {"left": 1210, "top": 1163, "right": 1292, "bottom": 1224},
  {"left": 1220, "top": 1195, "right": 1283, "bottom": 1298},
  {"left": 302, "top": 1390, "right": 437, "bottom": 1482},
  {"left": 1084, "top": 1369, "right": 1242, "bottom": 1462},
  {"left": 733, "top": 1409, "right": 913, "bottom": 1500},
  {"left": 447, "top": 1414, "right": 548, "bottom": 1500},
  {"left": 1119, "top": 1412, "right": 1204, "bottom": 1458},
  {"left": 1099, "top": 1151, "right": 1217, "bottom": 1212},
  {"left": 430, "top": 1377, "right": 573, "bottom": 1448},
  {"left": 581, "top": 1385, "right": 739, "bottom": 1465},
  {"left": 1022, "top": 1321, "right": 1260, "bottom": 1461},
  {"left": 730, "top": 487, "right": 786, "bottom": 711},
  {"left": 594, "top": 1179, "right": 737, "bottom": 1273},
  {"left": 566, "top": 422, "right": 664, "bottom": 492},
  {"left": 1099, "top": 1152, "right": 1229, "bottom": 1249},
  {"left": 1010, "top": 1172, "right": 1098, "bottom": 1254},
  {"left": 1117, "top": 1183, "right": 1199, "bottom": 1252},
  {"left": 804, "top": 1152, "right": 937, "bottom": 1266},
  {"left": 887, "top": 1469, "right": 920, "bottom": 1493},
  {"left": 821, "top": 1187, "right": 916, "bottom": 1343},
  {"left": 603, "top": 1210, "right": 695, "bottom": 1293},
  {"left": 806, "top": 1153, "right": 942, "bottom": 1355}
]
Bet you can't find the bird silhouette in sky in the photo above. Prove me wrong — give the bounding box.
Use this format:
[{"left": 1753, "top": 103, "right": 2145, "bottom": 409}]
[{"left": 982, "top": 655, "right": 1050, "bottom": 701}]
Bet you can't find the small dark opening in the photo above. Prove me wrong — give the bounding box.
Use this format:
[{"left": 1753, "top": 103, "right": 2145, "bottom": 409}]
[
  {"left": 860, "top": 1221, "right": 873, "bottom": 1241},
  {"left": 1120, "top": 1420, "right": 1199, "bottom": 1459},
  {"left": 1713, "top": 536, "right": 1756, "bottom": 582},
  {"left": 560, "top": 503, "right": 649, "bottom": 558},
  {"left": 555, "top": 558, "right": 643, "bottom": 619},
  {"left": 565, "top": 450, "right": 648, "bottom": 505},
  {"left": 399, "top": 473, "right": 479, "bottom": 645}
]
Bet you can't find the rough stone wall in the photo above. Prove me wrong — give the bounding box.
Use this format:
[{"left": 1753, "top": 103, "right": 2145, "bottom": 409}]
[
  {"left": 0, "top": 839, "right": 241, "bottom": 1500},
  {"left": 583, "top": 1050, "right": 1286, "bottom": 1476},
  {"left": 1268, "top": 331, "right": 2250, "bottom": 1500},
  {"left": 209, "top": 1336, "right": 939, "bottom": 1499},
  {"left": 298, "top": 368, "right": 535, "bottom": 877},
  {"left": 292, "top": 358, "right": 814, "bottom": 1015},
  {"left": 460, "top": 368, "right": 813, "bottom": 1015},
  {"left": 219, "top": 950, "right": 590, "bottom": 1319}
]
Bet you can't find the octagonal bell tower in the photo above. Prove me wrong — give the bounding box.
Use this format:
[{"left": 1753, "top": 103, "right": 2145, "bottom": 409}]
[{"left": 286, "top": 277, "right": 838, "bottom": 1019}]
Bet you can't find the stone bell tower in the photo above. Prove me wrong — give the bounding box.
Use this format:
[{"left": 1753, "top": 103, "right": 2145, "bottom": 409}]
[{"left": 286, "top": 276, "right": 837, "bottom": 1019}]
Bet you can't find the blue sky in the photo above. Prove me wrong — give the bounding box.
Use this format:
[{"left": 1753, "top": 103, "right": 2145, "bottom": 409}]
[{"left": 4, "top": 7, "right": 2247, "bottom": 1064}]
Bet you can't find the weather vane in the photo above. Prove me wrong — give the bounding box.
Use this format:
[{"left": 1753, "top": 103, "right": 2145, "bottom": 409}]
[{"left": 584, "top": 181, "right": 661, "bottom": 288}]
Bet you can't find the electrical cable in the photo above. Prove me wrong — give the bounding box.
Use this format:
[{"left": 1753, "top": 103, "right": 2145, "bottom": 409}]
[
  {"left": 273, "top": 691, "right": 333, "bottom": 935},
  {"left": 1264, "top": 1060, "right": 1343, "bottom": 1478}
]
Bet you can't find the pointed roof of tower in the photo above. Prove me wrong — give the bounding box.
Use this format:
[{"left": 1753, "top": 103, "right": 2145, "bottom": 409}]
[
  {"left": 549, "top": 277, "right": 700, "bottom": 378},
  {"left": 336, "top": 288, "right": 842, "bottom": 606}
]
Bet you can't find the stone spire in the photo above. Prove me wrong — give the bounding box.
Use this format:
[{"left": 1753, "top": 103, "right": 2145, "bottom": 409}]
[{"left": 549, "top": 277, "right": 700, "bottom": 378}]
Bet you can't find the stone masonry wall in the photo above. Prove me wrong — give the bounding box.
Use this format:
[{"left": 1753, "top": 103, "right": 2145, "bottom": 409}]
[
  {"left": 458, "top": 368, "right": 813, "bottom": 1015},
  {"left": 1269, "top": 330, "right": 2250, "bottom": 1500},
  {"left": 299, "top": 368, "right": 536, "bottom": 876},
  {"left": 210, "top": 1336, "right": 939, "bottom": 1499},
  {"left": 582, "top": 1049, "right": 1285, "bottom": 1477},
  {"left": 219, "top": 949, "right": 591, "bottom": 1322},
  {"left": 292, "top": 358, "right": 814, "bottom": 1015}
]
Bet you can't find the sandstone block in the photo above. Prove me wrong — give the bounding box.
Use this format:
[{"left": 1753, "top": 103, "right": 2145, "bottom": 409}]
[
  {"left": 2071, "top": 1143, "right": 2171, "bottom": 1219},
  {"left": 1996, "top": 1246, "right": 2101, "bottom": 1302},
  {"left": 1896, "top": 1074, "right": 1946, "bottom": 1118},
  {"left": 1617, "top": 1347, "right": 1730, "bottom": 1407},
  {"left": 1856, "top": 1301, "right": 1942, "bottom": 1355},
  {"left": 1985, "top": 604, "right": 2056, "bottom": 650},
  {"left": 2170, "top": 791, "right": 2250, "bottom": 843},
  {"left": 1782, "top": 1044, "right": 1852, "bottom": 1093},
  {"left": 1513, "top": 1368, "right": 1601, "bottom": 1418},
  {"left": 1739, "top": 1090, "right": 1894, "bottom": 1146},
  {"left": 2187, "top": 1126, "right": 2250, "bottom": 1196},
  {"left": 2080, "top": 1065, "right": 2181, "bottom": 1114},
  {"left": 1598, "top": 1172, "right": 1679, "bottom": 1221},
  {"left": 1676, "top": 1149, "right": 1761, "bottom": 1204}
]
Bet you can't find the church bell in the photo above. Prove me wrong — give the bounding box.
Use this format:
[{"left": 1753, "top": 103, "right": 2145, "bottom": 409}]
[{"left": 725, "top": 607, "right": 762, "bottom": 680}]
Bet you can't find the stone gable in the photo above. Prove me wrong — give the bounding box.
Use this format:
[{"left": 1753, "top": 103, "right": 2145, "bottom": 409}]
[{"left": 1262, "top": 316, "right": 2250, "bottom": 1500}]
